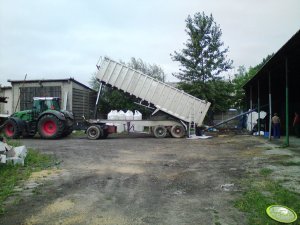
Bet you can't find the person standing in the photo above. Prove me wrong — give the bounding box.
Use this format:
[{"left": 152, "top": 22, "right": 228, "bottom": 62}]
[
  {"left": 272, "top": 113, "right": 280, "bottom": 139},
  {"left": 293, "top": 112, "right": 300, "bottom": 137}
]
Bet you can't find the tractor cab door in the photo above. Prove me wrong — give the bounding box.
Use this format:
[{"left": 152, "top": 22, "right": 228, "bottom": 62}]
[{"left": 32, "top": 99, "right": 48, "bottom": 119}]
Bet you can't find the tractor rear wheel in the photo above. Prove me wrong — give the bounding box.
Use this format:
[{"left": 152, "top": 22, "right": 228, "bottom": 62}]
[
  {"left": 62, "top": 118, "right": 74, "bottom": 137},
  {"left": 38, "top": 115, "right": 64, "bottom": 139},
  {"left": 3, "top": 119, "right": 21, "bottom": 139}
]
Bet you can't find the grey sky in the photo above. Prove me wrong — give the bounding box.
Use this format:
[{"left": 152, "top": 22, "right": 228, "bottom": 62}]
[{"left": 1, "top": 0, "right": 299, "bottom": 87}]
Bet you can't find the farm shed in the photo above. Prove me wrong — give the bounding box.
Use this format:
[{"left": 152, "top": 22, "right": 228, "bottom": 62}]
[
  {"left": 0, "top": 86, "right": 12, "bottom": 115},
  {"left": 8, "top": 78, "right": 96, "bottom": 122},
  {"left": 243, "top": 29, "right": 300, "bottom": 146}
]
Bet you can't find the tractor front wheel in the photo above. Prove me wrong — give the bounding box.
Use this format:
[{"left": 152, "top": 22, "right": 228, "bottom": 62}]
[{"left": 38, "top": 115, "right": 64, "bottom": 139}]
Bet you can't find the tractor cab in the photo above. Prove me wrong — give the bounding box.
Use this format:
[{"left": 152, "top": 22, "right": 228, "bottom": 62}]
[{"left": 33, "top": 97, "right": 61, "bottom": 113}]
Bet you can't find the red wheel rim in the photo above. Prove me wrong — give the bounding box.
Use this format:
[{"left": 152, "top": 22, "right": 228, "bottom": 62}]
[
  {"left": 42, "top": 120, "right": 57, "bottom": 135},
  {"left": 5, "top": 123, "right": 14, "bottom": 137}
]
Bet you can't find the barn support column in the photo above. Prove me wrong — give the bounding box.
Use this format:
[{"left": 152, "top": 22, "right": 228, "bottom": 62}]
[
  {"left": 268, "top": 72, "right": 272, "bottom": 140},
  {"left": 285, "top": 57, "right": 289, "bottom": 146},
  {"left": 250, "top": 85, "right": 253, "bottom": 131},
  {"left": 257, "top": 80, "right": 260, "bottom": 135}
]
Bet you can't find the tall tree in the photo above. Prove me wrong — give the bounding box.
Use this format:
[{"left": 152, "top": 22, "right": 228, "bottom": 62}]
[
  {"left": 171, "top": 12, "right": 233, "bottom": 83},
  {"left": 171, "top": 12, "right": 233, "bottom": 113}
]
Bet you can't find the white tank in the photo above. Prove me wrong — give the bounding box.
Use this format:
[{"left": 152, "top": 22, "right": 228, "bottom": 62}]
[
  {"left": 125, "top": 110, "right": 134, "bottom": 120},
  {"left": 116, "top": 110, "right": 126, "bottom": 133},
  {"left": 107, "top": 110, "right": 118, "bottom": 120},
  {"left": 118, "top": 110, "right": 126, "bottom": 120},
  {"left": 134, "top": 110, "right": 142, "bottom": 120},
  {"left": 134, "top": 110, "right": 143, "bottom": 132}
]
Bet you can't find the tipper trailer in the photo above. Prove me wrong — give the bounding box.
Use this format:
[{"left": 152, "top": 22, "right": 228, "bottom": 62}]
[{"left": 85, "top": 57, "right": 211, "bottom": 139}]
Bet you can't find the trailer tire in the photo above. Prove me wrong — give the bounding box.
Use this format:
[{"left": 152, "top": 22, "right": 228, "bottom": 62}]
[
  {"left": 170, "top": 125, "right": 185, "bottom": 138},
  {"left": 153, "top": 125, "right": 167, "bottom": 138},
  {"left": 87, "top": 125, "right": 102, "bottom": 140}
]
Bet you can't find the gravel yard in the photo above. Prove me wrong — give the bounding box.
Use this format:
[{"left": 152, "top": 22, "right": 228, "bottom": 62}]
[{"left": 1, "top": 133, "right": 298, "bottom": 225}]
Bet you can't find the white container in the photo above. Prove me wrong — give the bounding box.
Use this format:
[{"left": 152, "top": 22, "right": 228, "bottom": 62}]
[
  {"left": 125, "top": 110, "right": 134, "bottom": 120},
  {"left": 116, "top": 110, "right": 126, "bottom": 133},
  {"left": 134, "top": 110, "right": 142, "bottom": 120},
  {"left": 118, "top": 110, "right": 126, "bottom": 120},
  {"left": 134, "top": 110, "right": 143, "bottom": 132},
  {"left": 107, "top": 110, "right": 113, "bottom": 120},
  {"left": 108, "top": 110, "right": 118, "bottom": 120}
]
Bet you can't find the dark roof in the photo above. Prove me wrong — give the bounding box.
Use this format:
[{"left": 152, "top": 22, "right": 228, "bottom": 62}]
[
  {"left": 8, "top": 78, "right": 95, "bottom": 92},
  {"left": 0, "top": 86, "right": 12, "bottom": 90},
  {"left": 243, "top": 29, "right": 300, "bottom": 87}
]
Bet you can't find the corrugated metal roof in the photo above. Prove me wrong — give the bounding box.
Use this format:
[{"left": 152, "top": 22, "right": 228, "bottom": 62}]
[
  {"left": 8, "top": 78, "right": 95, "bottom": 92},
  {"left": 243, "top": 29, "right": 300, "bottom": 88}
]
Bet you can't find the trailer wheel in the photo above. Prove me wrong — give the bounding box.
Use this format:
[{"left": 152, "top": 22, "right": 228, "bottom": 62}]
[
  {"left": 153, "top": 125, "right": 167, "bottom": 138},
  {"left": 87, "top": 125, "right": 102, "bottom": 140},
  {"left": 170, "top": 125, "right": 185, "bottom": 138},
  {"left": 3, "top": 119, "right": 21, "bottom": 139}
]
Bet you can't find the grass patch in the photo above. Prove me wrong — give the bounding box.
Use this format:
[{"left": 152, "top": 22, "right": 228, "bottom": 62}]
[
  {"left": 277, "top": 161, "right": 300, "bottom": 166},
  {"left": 70, "top": 130, "right": 85, "bottom": 137},
  {"left": 0, "top": 148, "right": 55, "bottom": 215},
  {"left": 259, "top": 168, "right": 273, "bottom": 176},
  {"left": 235, "top": 177, "right": 300, "bottom": 225}
]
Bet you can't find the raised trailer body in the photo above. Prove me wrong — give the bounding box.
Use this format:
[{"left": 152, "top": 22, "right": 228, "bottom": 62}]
[
  {"left": 86, "top": 57, "right": 211, "bottom": 139},
  {"left": 96, "top": 58, "right": 210, "bottom": 125}
]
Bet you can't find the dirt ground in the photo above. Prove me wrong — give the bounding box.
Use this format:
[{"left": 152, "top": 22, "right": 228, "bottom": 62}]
[{"left": 1, "top": 133, "right": 299, "bottom": 225}]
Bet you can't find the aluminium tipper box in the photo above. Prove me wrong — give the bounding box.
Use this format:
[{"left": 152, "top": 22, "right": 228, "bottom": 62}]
[{"left": 96, "top": 57, "right": 211, "bottom": 125}]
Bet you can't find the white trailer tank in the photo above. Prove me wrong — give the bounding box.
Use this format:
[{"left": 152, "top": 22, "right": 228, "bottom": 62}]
[{"left": 96, "top": 57, "right": 211, "bottom": 126}]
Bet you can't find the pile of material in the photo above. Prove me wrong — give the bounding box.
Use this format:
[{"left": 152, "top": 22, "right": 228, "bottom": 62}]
[{"left": 0, "top": 137, "right": 27, "bottom": 166}]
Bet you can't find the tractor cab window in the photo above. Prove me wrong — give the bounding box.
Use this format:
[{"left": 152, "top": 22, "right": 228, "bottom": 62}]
[
  {"left": 45, "top": 99, "right": 60, "bottom": 111},
  {"left": 33, "top": 100, "right": 48, "bottom": 112}
]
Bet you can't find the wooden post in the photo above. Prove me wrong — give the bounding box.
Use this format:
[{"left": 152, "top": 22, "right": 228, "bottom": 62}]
[
  {"left": 268, "top": 72, "right": 272, "bottom": 140},
  {"left": 257, "top": 80, "right": 260, "bottom": 136},
  {"left": 285, "top": 57, "right": 289, "bottom": 146}
]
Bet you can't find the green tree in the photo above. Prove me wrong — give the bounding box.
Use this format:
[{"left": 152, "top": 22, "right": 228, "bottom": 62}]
[
  {"left": 127, "top": 57, "right": 165, "bottom": 82},
  {"left": 231, "top": 54, "right": 274, "bottom": 109},
  {"left": 171, "top": 12, "right": 233, "bottom": 113},
  {"left": 171, "top": 12, "right": 233, "bottom": 83}
]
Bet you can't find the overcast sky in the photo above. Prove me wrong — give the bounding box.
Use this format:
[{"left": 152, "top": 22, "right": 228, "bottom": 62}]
[{"left": 0, "top": 0, "right": 299, "bottom": 87}]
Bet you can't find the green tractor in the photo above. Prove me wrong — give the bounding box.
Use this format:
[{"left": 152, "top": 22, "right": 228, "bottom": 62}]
[{"left": 2, "top": 97, "right": 74, "bottom": 139}]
